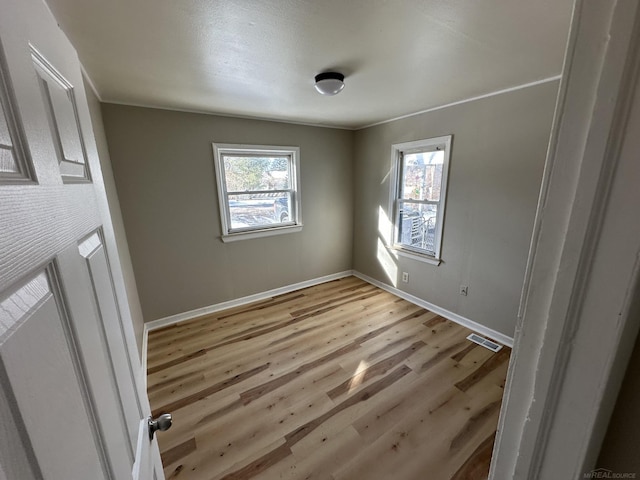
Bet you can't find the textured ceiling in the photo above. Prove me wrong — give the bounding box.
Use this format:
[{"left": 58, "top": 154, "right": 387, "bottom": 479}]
[{"left": 45, "top": 0, "right": 573, "bottom": 129}]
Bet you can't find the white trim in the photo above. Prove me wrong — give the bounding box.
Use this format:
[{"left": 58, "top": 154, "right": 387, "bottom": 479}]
[
  {"left": 30, "top": 44, "right": 73, "bottom": 90},
  {"left": 101, "top": 100, "right": 356, "bottom": 130},
  {"left": 212, "top": 143, "right": 302, "bottom": 241},
  {"left": 490, "top": 1, "right": 640, "bottom": 478},
  {"left": 100, "top": 76, "right": 560, "bottom": 131},
  {"left": 388, "top": 135, "right": 452, "bottom": 262},
  {"left": 388, "top": 246, "right": 441, "bottom": 266},
  {"left": 221, "top": 225, "right": 303, "bottom": 242},
  {"left": 145, "top": 270, "right": 353, "bottom": 332},
  {"left": 142, "top": 271, "right": 353, "bottom": 365},
  {"left": 79, "top": 65, "right": 102, "bottom": 102},
  {"left": 141, "top": 271, "right": 354, "bottom": 385},
  {"left": 358, "top": 75, "right": 562, "bottom": 129},
  {"left": 142, "top": 270, "right": 352, "bottom": 385},
  {"left": 353, "top": 271, "right": 514, "bottom": 348}
]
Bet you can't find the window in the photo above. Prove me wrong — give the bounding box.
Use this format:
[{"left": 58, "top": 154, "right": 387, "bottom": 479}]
[
  {"left": 213, "top": 143, "right": 302, "bottom": 242},
  {"left": 389, "top": 135, "right": 451, "bottom": 264}
]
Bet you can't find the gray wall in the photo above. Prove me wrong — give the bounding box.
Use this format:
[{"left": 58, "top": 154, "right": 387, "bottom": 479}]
[
  {"left": 101, "top": 81, "right": 557, "bottom": 338},
  {"left": 101, "top": 105, "right": 354, "bottom": 321},
  {"left": 84, "top": 79, "right": 146, "bottom": 355},
  {"left": 352, "top": 81, "right": 558, "bottom": 337}
]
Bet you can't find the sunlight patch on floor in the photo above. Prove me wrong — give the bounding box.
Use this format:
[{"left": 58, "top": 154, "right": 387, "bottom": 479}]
[{"left": 347, "top": 359, "right": 370, "bottom": 395}]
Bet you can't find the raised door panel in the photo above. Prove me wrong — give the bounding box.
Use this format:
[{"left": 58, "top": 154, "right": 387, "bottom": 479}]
[
  {"left": 0, "top": 43, "right": 33, "bottom": 182},
  {"left": 0, "top": 268, "right": 108, "bottom": 480},
  {"left": 0, "top": 377, "right": 39, "bottom": 480},
  {"left": 0, "top": 95, "right": 18, "bottom": 174},
  {"left": 57, "top": 241, "right": 134, "bottom": 480},
  {"left": 31, "top": 47, "right": 90, "bottom": 182},
  {"left": 0, "top": 0, "right": 71, "bottom": 187},
  {"left": 79, "top": 231, "right": 142, "bottom": 451}
]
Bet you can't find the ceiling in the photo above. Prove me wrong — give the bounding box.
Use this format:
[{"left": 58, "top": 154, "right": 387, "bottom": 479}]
[{"left": 45, "top": 0, "right": 574, "bottom": 129}]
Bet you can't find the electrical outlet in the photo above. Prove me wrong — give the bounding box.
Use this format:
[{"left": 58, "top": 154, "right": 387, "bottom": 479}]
[
  {"left": 402, "top": 272, "right": 409, "bottom": 283},
  {"left": 460, "top": 285, "right": 468, "bottom": 296}
]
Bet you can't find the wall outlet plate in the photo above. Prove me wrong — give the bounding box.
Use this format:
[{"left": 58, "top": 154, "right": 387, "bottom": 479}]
[
  {"left": 402, "top": 272, "right": 409, "bottom": 283},
  {"left": 460, "top": 285, "right": 468, "bottom": 296}
]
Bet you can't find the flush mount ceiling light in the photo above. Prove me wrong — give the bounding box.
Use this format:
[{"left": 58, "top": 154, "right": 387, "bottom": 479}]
[{"left": 314, "top": 72, "right": 345, "bottom": 96}]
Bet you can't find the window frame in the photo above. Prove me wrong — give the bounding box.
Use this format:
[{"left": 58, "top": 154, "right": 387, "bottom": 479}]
[
  {"left": 388, "top": 135, "right": 452, "bottom": 265},
  {"left": 212, "top": 143, "right": 302, "bottom": 242}
]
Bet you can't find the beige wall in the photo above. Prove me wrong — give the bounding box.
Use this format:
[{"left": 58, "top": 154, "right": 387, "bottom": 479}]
[
  {"left": 352, "top": 81, "right": 558, "bottom": 337},
  {"left": 101, "top": 105, "right": 354, "bottom": 321},
  {"left": 84, "top": 79, "right": 146, "bottom": 355},
  {"left": 101, "top": 81, "right": 557, "bottom": 338}
]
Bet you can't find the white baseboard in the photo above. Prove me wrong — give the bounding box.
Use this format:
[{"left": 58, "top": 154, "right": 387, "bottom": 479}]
[
  {"left": 352, "top": 271, "right": 514, "bottom": 348},
  {"left": 141, "top": 270, "right": 354, "bottom": 384},
  {"left": 145, "top": 270, "right": 354, "bottom": 332},
  {"left": 141, "top": 269, "right": 515, "bottom": 385}
]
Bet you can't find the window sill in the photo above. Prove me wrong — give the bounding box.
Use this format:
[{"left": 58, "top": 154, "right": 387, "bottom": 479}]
[
  {"left": 388, "top": 246, "right": 442, "bottom": 266},
  {"left": 221, "top": 224, "right": 303, "bottom": 243}
]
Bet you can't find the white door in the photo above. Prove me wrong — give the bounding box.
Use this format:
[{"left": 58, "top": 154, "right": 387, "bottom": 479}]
[{"left": 0, "top": 0, "right": 166, "bottom": 478}]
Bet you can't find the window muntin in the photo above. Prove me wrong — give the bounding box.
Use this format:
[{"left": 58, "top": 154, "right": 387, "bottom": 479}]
[
  {"left": 390, "top": 136, "right": 451, "bottom": 261},
  {"left": 213, "top": 144, "right": 301, "bottom": 241}
]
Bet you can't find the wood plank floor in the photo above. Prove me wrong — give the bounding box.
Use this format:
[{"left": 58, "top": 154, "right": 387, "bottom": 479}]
[{"left": 147, "top": 276, "right": 510, "bottom": 480}]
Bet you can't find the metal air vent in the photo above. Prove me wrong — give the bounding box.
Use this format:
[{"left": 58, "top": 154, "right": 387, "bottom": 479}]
[{"left": 466, "top": 333, "right": 503, "bottom": 352}]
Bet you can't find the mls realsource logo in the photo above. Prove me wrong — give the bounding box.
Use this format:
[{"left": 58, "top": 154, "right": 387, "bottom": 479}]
[{"left": 583, "top": 469, "right": 637, "bottom": 479}]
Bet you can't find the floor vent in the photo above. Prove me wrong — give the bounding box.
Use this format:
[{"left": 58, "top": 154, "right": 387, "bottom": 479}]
[{"left": 466, "top": 333, "right": 503, "bottom": 352}]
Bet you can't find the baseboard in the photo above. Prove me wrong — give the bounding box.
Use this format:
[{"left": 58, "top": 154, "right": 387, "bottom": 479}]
[
  {"left": 142, "top": 270, "right": 354, "bottom": 384},
  {"left": 145, "top": 270, "right": 354, "bottom": 332},
  {"left": 353, "top": 271, "right": 514, "bottom": 348},
  {"left": 141, "top": 268, "right": 514, "bottom": 386}
]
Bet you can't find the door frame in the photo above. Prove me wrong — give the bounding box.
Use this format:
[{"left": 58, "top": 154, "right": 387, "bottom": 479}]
[{"left": 491, "top": 0, "right": 640, "bottom": 478}]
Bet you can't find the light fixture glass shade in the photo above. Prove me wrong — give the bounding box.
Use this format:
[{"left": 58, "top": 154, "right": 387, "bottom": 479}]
[{"left": 314, "top": 72, "right": 345, "bottom": 96}]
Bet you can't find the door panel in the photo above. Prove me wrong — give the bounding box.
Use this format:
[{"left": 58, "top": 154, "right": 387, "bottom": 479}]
[
  {"left": 31, "top": 46, "right": 90, "bottom": 182},
  {"left": 57, "top": 244, "right": 134, "bottom": 479},
  {"left": 0, "top": 0, "right": 165, "bottom": 477},
  {"left": 0, "top": 45, "right": 32, "bottom": 182},
  {"left": 0, "top": 268, "right": 108, "bottom": 480},
  {"left": 0, "top": 368, "right": 39, "bottom": 480},
  {"left": 79, "top": 230, "right": 142, "bottom": 451}
]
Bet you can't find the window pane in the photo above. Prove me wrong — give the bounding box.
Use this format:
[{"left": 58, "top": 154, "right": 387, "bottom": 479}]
[
  {"left": 223, "top": 155, "right": 290, "bottom": 192},
  {"left": 397, "top": 203, "right": 438, "bottom": 254},
  {"left": 228, "top": 192, "right": 291, "bottom": 230},
  {"left": 401, "top": 151, "right": 444, "bottom": 201}
]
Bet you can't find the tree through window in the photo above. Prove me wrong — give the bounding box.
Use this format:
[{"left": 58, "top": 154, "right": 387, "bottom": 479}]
[{"left": 213, "top": 144, "right": 302, "bottom": 242}]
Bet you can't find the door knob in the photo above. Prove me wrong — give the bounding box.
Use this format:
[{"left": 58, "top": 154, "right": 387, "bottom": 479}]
[{"left": 148, "top": 413, "right": 172, "bottom": 440}]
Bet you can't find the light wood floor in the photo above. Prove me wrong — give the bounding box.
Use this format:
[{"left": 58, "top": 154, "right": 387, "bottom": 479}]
[{"left": 147, "top": 276, "right": 510, "bottom": 480}]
